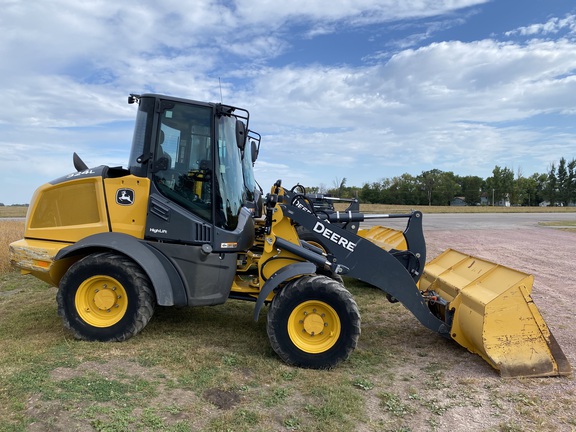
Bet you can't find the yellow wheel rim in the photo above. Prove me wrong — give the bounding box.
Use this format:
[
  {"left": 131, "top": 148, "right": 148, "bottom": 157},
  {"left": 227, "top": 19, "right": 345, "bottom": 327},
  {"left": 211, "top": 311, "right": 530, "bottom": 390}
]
[
  {"left": 75, "top": 276, "right": 128, "bottom": 328},
  {"left": 287, "top": 300, "right": 341, "bottom": 354}
]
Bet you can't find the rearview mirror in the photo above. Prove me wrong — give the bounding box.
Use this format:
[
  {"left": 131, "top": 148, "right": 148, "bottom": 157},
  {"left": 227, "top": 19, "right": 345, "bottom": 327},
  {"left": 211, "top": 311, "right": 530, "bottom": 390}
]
[
  {"left": 251, "top": 140, "right": 259, "bottom": 163},
  {"left": 236, "top": 120, "right": 246, "bottom": 151}
]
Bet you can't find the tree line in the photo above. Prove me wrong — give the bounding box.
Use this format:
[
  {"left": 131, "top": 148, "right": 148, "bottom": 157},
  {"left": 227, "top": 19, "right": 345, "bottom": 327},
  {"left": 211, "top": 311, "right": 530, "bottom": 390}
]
[{"left": 314, "top": 157, "right": 576, "bottom": 206}]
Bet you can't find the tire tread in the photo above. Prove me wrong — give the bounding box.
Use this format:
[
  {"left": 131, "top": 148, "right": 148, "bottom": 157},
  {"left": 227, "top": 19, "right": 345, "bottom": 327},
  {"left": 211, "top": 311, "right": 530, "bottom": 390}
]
[
  {"left": 267, "top": 275, "right": 360, "bottom": 369},
  {"left": 57, "top": 252, "right": 155, "bottom": 342}
]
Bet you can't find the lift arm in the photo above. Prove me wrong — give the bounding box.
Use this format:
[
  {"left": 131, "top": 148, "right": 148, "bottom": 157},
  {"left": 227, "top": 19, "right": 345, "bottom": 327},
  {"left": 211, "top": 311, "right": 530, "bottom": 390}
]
[
  {"left": 268, "top": 195, "right": 451, "bottom": 337},
  {"left": 263, "top": 191, "right": 570, "bottom": 377}
]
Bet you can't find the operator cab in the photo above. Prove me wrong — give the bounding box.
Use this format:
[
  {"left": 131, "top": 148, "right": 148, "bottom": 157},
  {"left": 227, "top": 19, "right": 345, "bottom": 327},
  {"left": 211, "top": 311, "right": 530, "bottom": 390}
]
[{"left": 128, "top": 94, "right": 255, "bottom": 252}]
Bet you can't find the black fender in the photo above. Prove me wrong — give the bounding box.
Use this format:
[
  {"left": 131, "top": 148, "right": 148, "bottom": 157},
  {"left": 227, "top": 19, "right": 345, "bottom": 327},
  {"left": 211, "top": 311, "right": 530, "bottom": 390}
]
[
  {"left": 54, "top": 232, "right": 187, "bottom": 306},
  {"left": 253, "top": 262, "right": 316, "bottom": 321}
]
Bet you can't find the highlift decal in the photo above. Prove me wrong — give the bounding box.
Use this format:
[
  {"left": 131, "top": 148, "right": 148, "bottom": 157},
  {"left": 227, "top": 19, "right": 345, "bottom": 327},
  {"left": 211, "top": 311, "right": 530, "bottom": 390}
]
[{"left": 149, "top": 228, "right": 168, "bottom": 234}]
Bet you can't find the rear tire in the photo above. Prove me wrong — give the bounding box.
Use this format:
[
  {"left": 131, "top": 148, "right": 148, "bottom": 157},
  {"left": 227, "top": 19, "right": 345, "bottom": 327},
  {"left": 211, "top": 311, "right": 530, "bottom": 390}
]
[
  {"left": 57, "top": 252, "right": 155, "bottom": 342},
  {"left": 267, "top": 275, "right": 360, "bottom": 369}
]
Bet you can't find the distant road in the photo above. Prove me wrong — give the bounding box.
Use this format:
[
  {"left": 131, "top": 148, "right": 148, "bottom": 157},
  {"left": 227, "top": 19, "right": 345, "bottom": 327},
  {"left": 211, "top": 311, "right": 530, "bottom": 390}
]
[
  {"left": 6, "top": 212, "right": 576, "bottom": 231},
  {"left": 362, "top": 212, "right": 576, "bottom": 231}
]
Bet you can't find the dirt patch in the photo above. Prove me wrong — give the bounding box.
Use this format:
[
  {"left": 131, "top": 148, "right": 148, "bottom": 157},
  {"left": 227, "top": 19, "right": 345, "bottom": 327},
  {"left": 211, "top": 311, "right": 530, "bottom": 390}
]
[
  {"left": 50, "top": 359, "right": 156, "bottom": 382},
  {"left": 349, "top": 225, "right": 576, "bottom": 431},
  {"left": 418, "top": 226, "right": 575, "bottom": 430},
  {"left": 28, "top": 359, "right": 212, "bottom": 431},
  {"left": 202, "top": 388, "right": 241, "bottom": 410},
  {"left": 0, "top": 289, "right": 20, "bottom": 298}
]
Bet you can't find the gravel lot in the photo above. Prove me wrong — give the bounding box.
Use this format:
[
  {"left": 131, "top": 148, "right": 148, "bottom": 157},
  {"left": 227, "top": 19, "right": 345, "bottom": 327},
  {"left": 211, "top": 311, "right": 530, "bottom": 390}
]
[
  {"left": 358, "top": 214, "right": 576, "bottom": 431},
  {"left": 423, "top": 224, "right": 575, "bottom": 371},
  {"left": 421, "top": 223, "right": 575, "bottom": 430}
]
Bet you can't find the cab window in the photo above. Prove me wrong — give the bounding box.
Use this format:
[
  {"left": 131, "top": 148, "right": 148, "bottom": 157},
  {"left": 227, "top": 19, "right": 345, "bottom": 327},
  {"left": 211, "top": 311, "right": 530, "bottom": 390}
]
[{"left": 153, "top": 102, "right": 213, "bottom": 222}]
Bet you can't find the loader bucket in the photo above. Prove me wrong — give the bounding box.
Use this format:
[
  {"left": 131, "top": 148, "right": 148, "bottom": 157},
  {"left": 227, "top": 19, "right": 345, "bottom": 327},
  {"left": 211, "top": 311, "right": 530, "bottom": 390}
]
[
  {"left": 420, "top": 249, "right": 571, "bottom": 378},
  {"left": 357, "top": 226, "right": 407, "bottom": 251}
]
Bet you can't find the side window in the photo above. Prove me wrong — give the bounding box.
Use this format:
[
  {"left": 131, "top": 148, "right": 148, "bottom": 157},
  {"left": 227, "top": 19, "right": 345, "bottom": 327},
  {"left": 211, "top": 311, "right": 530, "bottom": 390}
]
[
  {"left": 153, "top": 103, "right": 213, "bottom": 222},
  {"left": 161, "top": 126, "right": 178, "bottom": 168}
]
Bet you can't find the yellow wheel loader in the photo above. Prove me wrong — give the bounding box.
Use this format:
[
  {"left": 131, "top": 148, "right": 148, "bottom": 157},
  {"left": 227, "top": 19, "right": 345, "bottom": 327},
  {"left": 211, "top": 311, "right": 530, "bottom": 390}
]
[{"left": 9, "top": 93, "right": 571, "bottom": 377}]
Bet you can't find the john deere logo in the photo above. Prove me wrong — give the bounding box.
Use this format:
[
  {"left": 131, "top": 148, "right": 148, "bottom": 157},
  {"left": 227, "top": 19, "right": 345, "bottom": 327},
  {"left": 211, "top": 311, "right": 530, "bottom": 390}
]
[{"left": 116, "top": 188, "right": 134, "bottom": 206}]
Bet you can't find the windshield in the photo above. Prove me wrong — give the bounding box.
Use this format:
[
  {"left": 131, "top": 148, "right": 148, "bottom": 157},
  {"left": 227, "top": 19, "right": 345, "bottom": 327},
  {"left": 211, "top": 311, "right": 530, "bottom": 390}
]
[
  {"left": 242, "top": 141, "right": 256, "bottom": 202},
  {"left": 215, "top": 115, "right": 246, "bottom": 229}
]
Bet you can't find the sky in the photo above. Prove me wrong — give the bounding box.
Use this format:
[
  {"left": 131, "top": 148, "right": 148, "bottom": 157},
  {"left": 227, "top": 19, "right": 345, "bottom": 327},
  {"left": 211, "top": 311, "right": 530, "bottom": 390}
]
[{"left": 1, "top": 0, "right": 576, "bottom": 204}]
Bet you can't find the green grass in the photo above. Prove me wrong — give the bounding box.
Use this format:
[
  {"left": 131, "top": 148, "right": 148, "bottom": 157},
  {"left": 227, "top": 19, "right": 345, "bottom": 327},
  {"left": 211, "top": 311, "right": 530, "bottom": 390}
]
[
  {"left": 1, "top": 271, "right": 574, "bottom": 431},
  {"left": 538, "top": 220, "right": 576, "bottom": 232},
  {"left": 539, "top": 220, "right": 576, "bottom": 226},
  {"left": 1, "top": 207, "right": 575, "bottom": 430},
  {"left": 2, "top": 200, "right": 574, "bottom": 430}
]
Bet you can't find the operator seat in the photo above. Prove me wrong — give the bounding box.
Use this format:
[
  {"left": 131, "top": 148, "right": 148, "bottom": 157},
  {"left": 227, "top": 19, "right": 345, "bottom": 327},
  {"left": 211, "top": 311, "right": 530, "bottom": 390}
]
[{"left": 158, "top": 130, "right": 172, "bottom": 168}]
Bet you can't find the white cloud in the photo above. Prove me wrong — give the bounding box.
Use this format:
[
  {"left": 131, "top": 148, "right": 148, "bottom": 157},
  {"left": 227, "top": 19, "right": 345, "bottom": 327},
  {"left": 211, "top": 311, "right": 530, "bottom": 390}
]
[
  {"left": 0, "top": 0, "right": 575, "bottom": 204},
  {"left": 505, "top": 14, "right": 576, "bottom": 37},
  {"left": 244, "top": 36, "right": 576, "bottom": 132},
  {"left": 223, "top": 35, "right": 289, "bottom": 60},
  {"left": 241, "top": 33, "right": 576, "bottom": 189},
  {"left": 233, "top": 0, "right": 488, "bottom": 27}
]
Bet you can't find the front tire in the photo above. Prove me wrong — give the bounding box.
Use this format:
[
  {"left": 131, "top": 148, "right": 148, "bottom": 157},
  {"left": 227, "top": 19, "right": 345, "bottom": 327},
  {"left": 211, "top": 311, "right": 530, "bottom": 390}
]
[
  {"left": 267, "top": 275, "right": 361, "bottom": 369},
  {"left": 57, "top": 252, "right": 155, "bottom": 341}
]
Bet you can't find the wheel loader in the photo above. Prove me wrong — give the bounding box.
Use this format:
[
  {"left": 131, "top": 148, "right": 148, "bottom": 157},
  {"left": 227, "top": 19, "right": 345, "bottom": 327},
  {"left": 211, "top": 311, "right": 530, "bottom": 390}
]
[{"left": 9, "top": 93, "right": 571, "bottom": 377}]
